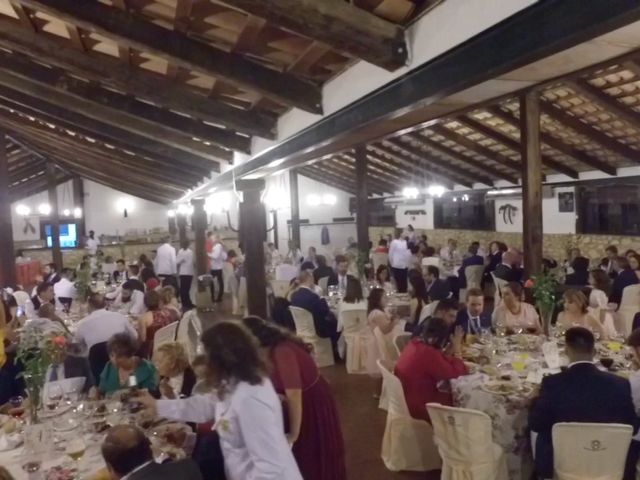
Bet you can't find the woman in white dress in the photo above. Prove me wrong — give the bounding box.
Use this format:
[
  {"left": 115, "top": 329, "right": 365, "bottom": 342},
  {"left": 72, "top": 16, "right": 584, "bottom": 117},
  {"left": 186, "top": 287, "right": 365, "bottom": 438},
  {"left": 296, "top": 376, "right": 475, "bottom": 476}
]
[
  {"left": 137, "top": 321, "right": 302, "bottom": 480},
  {"left": 588, "top": 269, "right": 611, "bottom": 310}
]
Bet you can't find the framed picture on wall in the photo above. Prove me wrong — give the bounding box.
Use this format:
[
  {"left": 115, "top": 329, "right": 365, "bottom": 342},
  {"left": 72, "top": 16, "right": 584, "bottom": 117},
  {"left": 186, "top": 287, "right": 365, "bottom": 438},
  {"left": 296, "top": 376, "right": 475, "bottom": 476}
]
[{"left": 558, "top": 192, "right": 575, "bottom": 213}]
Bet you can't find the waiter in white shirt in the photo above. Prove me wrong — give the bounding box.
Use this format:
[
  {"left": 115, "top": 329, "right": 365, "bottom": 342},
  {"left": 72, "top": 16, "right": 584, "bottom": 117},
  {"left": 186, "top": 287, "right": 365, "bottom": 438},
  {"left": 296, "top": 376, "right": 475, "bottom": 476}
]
[
  {"left": 176, "top": 239, "right": 195, "bottom": 310},
  {"left": 86, "top": 230, "right": 100, "bottom": 256},
  {"left": 388, "top": 232, "right": 410, "bottom": 293},
  {"left": 208, "top": 234, "right": 226, "bottom": 303},
  {"left": 54, "top": 268, "right": 76, "bottom": 312},
  {"left": 155, "top": 237, "right": 177, "bottom": 280}
]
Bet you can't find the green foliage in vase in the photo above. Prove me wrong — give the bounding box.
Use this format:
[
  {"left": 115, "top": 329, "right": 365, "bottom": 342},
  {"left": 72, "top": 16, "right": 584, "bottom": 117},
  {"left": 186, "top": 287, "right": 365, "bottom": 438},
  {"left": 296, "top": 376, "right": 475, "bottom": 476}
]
[
  {"left": 530, "top": 270, "right": 559, "bottom": 317},
  {"left": 74, "top": 265, "right": 92, "bottom": 302}
]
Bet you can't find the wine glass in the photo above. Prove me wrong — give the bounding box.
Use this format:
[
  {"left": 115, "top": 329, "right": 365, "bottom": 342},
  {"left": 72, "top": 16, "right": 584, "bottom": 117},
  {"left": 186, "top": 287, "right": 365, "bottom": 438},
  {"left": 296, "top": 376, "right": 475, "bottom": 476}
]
[
  {"left": 66, "top": 437, "right": 87, "bottom": 472},
  {"left": 46, "top": 384, "right": 64, "bottom": 412}
]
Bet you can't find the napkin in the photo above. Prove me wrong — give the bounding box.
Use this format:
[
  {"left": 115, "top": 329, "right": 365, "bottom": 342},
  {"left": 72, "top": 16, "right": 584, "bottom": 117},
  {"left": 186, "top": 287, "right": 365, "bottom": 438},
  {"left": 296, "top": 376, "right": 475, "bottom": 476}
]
[
  {"left": 0, "top": 432, "right": 22, "bottom": 451},
  {"left": 542, "top": 341, "right": 561, "bottom": 369}
]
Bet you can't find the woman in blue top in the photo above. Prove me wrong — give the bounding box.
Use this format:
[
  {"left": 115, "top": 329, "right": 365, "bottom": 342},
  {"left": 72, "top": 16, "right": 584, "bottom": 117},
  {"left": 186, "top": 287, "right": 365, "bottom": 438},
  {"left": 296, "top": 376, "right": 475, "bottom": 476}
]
[{"left": 99, "top": 333, "right": 158, "bottom": 395}]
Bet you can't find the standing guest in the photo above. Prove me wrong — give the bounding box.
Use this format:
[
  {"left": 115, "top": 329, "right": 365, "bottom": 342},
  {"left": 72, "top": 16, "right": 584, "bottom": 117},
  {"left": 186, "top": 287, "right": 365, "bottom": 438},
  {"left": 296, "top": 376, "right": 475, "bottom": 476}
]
[
  {"left": 98, "top": 333, "right": 158, "bottom": 395},
  {"left": 366, "top": 288, "right": 399, "bottom": 375},
  {"left": 242, "top": 317, "right": 346, "bottom": 480},
  {"left": 492, "top": 282, "right": 541, "bottom": 334},
  {"left": 176, "top": 240, "right": 195, "bottom": 310},
  {"left": 374, "top": 239, "right": 389, "bottom": 254},
  {"left": 556, "top": 289, "right": 606, "bottom": 339},
  {"left": 454, "top": 288, "right": 492, "bottom": 335},
  {"left": 137, "top": 290, "right": 175, "bottom": 358},
  {"left": 375, "top": 265, "right": 394, "bottom": 292},
  {"left": 313, "top": 255, "right": 336, "bottom": 286},
  {"left": 564, "top": 256, "right": 590, "bottom": 286},
  {"left": 457, "top": 244, "right": 484, "bottom": 290},
  {"left": 406, "top": 224, "right": 417, "bottom": 247},
  {"left": 43, "top": 263, "right": 61, "bottom": 284},
  {"left": 86, "top": 230, "right": 100, "bottom": 256},
  {"left": 601, "top": 245, "right": 619, "bottom": 278},
  {"left": 136, "top": 321, "right": 304, "bottom": 480},
  {"left": 424, "top": 266, "right": 451, "bottom": 302},
  {"left": 493, "top": 250, "right": 523, "bottom": 283},
  {"left": 153, "top": 342, "right": 196, "bottom": 399},
  {"left": 275, "top": 258, "right": 299, "bottom": 282},
  {"left": 610, "top": 256, "right": 639, "bottom": 305},
  {"left": 75, "top": 294, "right": 138, "bottom": 353},
  {"left": 155, "top": 237, "right": 177, "bottom": 281},
  {"left": 267, "top": 242, "right": 283, "bottom": 266},
  {"left": 24, "top": 282, "right": 55, "bottom": 319},
  {"left": 389, "top": 232, "right": 410, "bottom": 293},
  {"left": 408, "top": 269, "right": 429, "bottom": 325},
  {"left": 54, "top": 268, "right": 76, "bottom": 311},
  {"left": 304, "top": 247, "right": 318, "bottom": 267},
  {"left": 113, "top": 259, "right": 128, "bottom": 283},
  {"left": 290, "top": 272, "right": 339, "bottom": 346},
  {"left": 484, "top": 241, "right": 505, "bottom": 280},
  {"left": 208, "top": 234, "right": 226, "bottom": 303},
  {"left": 395, "top": 317, "right": 467, "bottom": 423},
  {"left": 630, "top": 253, "right": 640, "bottom": 281},
  {"left": 588, "top": 269, "right": 612, "bottom": 310},
  {"left": 112, "top": 281, "right": 146, "bottom": 316},
  {"left": 529, "top": 327, "right": 638, "bottom": 480},
  {"left": 331, "top": 255, "right": 350, "bottom": 291},
  {"left": 101, "top": 425, "right": 202, "bottom": 480}
]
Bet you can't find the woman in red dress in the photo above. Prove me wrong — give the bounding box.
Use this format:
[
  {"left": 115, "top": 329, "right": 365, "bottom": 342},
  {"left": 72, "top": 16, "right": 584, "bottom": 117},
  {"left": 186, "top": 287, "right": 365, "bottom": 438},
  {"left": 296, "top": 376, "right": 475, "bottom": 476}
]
[{"left": 242, "top": 316, "right": 346, "bottom": 480}]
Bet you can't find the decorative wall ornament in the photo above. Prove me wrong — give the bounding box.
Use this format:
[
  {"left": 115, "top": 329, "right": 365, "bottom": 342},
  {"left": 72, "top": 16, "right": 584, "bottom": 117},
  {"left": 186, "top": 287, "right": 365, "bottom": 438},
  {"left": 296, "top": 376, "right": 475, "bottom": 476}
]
[
  {"left": 498, "top": 204, "right": 518, "bottom": 225},
  {"left": 404, "top": 209, "right": 427, "bottom": 222},
  {"left": 558, "top": 192, "right": 575, "bottom": 212}
]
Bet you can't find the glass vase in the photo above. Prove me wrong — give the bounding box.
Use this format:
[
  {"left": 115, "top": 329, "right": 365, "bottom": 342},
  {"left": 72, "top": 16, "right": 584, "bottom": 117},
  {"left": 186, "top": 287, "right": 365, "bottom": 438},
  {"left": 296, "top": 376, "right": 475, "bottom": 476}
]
[{"left": 24, "top": 373, "right": 44, "bottom": 424}]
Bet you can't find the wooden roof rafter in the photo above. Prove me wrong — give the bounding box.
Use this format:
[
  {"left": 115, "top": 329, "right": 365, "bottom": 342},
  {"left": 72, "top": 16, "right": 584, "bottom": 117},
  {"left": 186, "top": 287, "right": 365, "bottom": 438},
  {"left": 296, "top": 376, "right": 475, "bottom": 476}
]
[
  {"left": 323, "top": 156, "right": 396, "bottom": 195},
  {"left": 298, "top": 167, "right": 358, "bottom": 196},
  {"left": 335, "top": 152, "right": 410, "bottom": 192}
]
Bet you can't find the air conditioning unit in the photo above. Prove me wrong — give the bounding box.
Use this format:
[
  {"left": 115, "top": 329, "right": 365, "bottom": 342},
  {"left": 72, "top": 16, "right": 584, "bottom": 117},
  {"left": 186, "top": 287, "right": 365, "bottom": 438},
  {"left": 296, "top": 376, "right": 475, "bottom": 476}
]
[{"left": 383, "top": 196, "right": 425, "bottom": 206}]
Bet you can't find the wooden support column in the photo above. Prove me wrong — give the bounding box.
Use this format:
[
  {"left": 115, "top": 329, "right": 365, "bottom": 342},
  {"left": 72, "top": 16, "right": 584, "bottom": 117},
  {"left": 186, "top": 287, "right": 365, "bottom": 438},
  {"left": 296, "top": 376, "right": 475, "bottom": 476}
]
[
  {"left": 289, "top": 170, "right": 301, "bottom": 251},
  {"left": 48, "top": 162, "right": 63, "bottom": 269},
  {"left": 177, "top": 214, "right": 188, "bottom": 247},
  {"left": 72, "top": 176, "right": 85, "bottom": 238},
  {"left": 355, "top": 145, "right": 370, "bottom": 253},
  {"left": 520, "top": 92, "right": 543, "bottom": 279},
  {"left": 192, "top": 198, "right": 208, "bottom": 276},
  {"left": 237, "top": 179, "right": 268, "bottom": 318},
  {"left": 0, "top": 131, "right": 16, "bottom": 287}
]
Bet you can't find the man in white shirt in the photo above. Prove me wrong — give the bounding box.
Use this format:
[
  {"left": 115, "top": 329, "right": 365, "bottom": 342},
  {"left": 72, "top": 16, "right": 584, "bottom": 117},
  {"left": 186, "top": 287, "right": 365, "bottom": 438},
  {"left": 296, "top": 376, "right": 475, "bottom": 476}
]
[
  {"left": 155, "top": 238, "right": 177, "bottom": 279},
  {"left": 388, "top": 232, "right": 410, "bottom": 293},
  {"left": 54, "top": 268, "right": 76, "bottom": 311},
  {"left": 112, "top": 281, "right": 146, "bottom": 316},
  {"left": 208, "top": 234, "right": 226, "bottom": 303},
  {"left": 75, "top": 293, "right": 138, "bottom": 353},
  {"left": 86, "top": 230, "right": 100, "bottom": 256},
  {"left": 176, "top": 239, "right": 195, "bottom": 310},
  {"left": 275, "top": 257, "right": 299, "bottom": 282}
]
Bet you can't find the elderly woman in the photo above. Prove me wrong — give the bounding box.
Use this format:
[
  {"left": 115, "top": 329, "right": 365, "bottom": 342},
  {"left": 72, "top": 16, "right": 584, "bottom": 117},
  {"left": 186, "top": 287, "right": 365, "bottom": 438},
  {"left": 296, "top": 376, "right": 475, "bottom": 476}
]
[
  {"left": 153, "top": 342, "right": 196, "bottom": 399},
  {"left": 492, "top": 282, "right": 541, "bottom": 334},
  {"left": 557, "top": 289, "right": 607, "bottom": 339},
  {"left": 137, "top": 290, "right": 175, "bottom": 358},
  {"left": 98, "top": 333, "right": 157, "bottom": 395}
]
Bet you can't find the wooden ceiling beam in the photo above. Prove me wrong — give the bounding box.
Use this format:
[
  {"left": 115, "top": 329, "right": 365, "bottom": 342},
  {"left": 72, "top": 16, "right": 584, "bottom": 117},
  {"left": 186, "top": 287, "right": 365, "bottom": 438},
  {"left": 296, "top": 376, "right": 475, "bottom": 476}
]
[
  {"left": 0, "top": 17, "right": 275, "bottom": 138},
  {"left": 487, "top": 106, "right": 616, "bottom": 176},
  {"left": 9, "top": 173, "right": 72, "bottom": 202},
  {"left": 221, "top": 0, "right": 407, "bottom": 71},
  {"left": 337, "top": 152, "right": 406, "bottom": 190},
  {"left": 308, "top": 159, "right": 388, "bottom": 195},
  {"left": 364, "top": 149, "right": 438, "bottom": 186},
  {"left": 340, "top": 150, "right": 430, "bottom": 190},
  {"left": 305, "top": 163, "right": 363, "bottom": 193},
  {"left": 329, "top": 156, "right": 399, "bottom": 194},
  {"left": 17, "top": 0, "right": 322, "bottom": 113},
  {"left": 9, "top": 159, "right": 46, "bottom": 183},
  {"left": 540, "top": 99, "right": 639, "bottom": 164},
  {"left": 299, "top": 167, "right": 358, "bottom": 196}
]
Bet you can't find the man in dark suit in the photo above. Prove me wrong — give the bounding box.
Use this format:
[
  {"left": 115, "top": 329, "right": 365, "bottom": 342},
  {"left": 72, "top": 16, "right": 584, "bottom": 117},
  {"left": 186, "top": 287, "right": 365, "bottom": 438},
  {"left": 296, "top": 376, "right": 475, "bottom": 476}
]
[
  {"left": 43, "top": 263, "right": 61, "bottom": 284},
  {"left": 290, "top": 271, "right": 338, "bottom": 343},
  {"left": 457, "top": 245, "right": 484, "bottom": 290},
  {"left": 313, "top": 255, "right": 337, "bottom": 286},
  {"left": 408, "top": 297, "right": 458, "bottom": 338},
  {"left": 453, "top": 288, "right": 491, "bottom": 335},
  {"left": 529, "top": 327, "right": 638, "bottom": 480},
  {"left": 45, "top": 348, "right": 95, "bottom": 394},
  {"left": 102, "top": 425, "right": 203, "bottom": 480},
  {"left": 493, "top": 251, "right": 523, "bottom": 283},
  {"left": 424, "top": 266, "right": 451, "bottom": 302}
]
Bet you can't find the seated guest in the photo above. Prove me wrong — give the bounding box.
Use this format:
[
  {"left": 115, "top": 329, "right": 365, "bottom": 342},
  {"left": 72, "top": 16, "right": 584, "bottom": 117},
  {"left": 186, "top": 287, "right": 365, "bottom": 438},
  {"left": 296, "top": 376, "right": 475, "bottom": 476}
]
[
  {"left": 424, "top": 266, "right": 451, "bottom": 302},
  {"left": 374, "top": 239, "right": 389, "bottom": 254},
  {"left": 610, "top": 256, "right": 639, "bottom": 305},
  {"left": 0, "top": 308, "right": 25, "bottom": 406},
  {"left": 313, "top": 255, "right": 337, "bottom": 286},
  {"left": 421, "top": 246, "right": 440, "bottom": 269},
  {"left": 457, "top": 244, "right": 484, "bottom": 290},
  {"left": 153, "top": 342, "right": 196, "bottom": 399},
  {"left": 300, "top": 261, "right": 315, "bottom": 273},
  {"left": 45, "top": 341, "right": 94, "bottom": 394},
  {"left": 275, "top": 257, "right": 299, "bottom": 282},
  {"left": 43, "top": 262, "right": 61, "bottom": 284},
  {"left": 588, "top": 269, "right": 611, "bottom": 310},
  {"left": 304, "top": 246, "right": 318, "bottom": 267},
  {"left": 411, "top": 298, "right": 459, "bottom": 338},
  {"left": 492, "top": 282, "right": 541, "bottom": 334},
  {"left": 375, "top": 265, "right": 393, "bottom": 292},
  {"left": 137, "top": 290, "right": 176, "bottom": 358},
  {"left": 24, "top": 282, "right": 55, "bottom": 319},
  {"left": 557, "top": 289, "right": 606, "bottom": 339},
  {"left": 493, "top": 251, "right": 523, "bottom": 283},
  {"left": 331, "top": 255, "right": 350, "bottom": 291},
  {"left": 54, "top": 268, "right": 76, "bottom": 311},
  {"left": 408, "top": 269, "right": 429, "bottom": 325},
  {"left": 564, "top": 256, "right": 590, "bottom": 286},
  {"left": 630, "top": 254, "right": 640, "bottom": 281},
  {"left": 140, "top": 261, "right": 159, "bottom": 290},
  {"left": 75, "top": 294, "right": 138, "bottom": 353},
  {"left": 159, "top": 286, "right": 181, "bottom": 323},
  {"left": 126, "top": 265, "right": 145, "bottom": 291},
  {"left": 113, "top": 259, "right": 128, "bottom": 283},
  {"left": 99, "top": 333, "right": 158, "bottom": 395},
  {"left": 395, "top": 317, "right": 467, "bottom": 423},
  {"left": 439, "top": 238, "right": 461, "bottom": 265},
  {"left": 624, "top": 329, "right": 640, "bottom": 479},
  {"left": 601, "top": 245, "right": 619, "bottom": 278},
  {"left": 366, "top": 288, "right": 400, "bottom": 375},
  {"left": 32, "top": 303, "right": 69, "bottom": 334},
  {"left": 112, "top": 281, "right": 146, "bottom": 316},
  {"left": 529, "top": 327, "right": 638, "bottom": 480},
  {"left": 290, "top": 271, "right": 339, "bottom": 343},
  {"left": 101, "top": 425, "right": 202, "bottom": 480},
  {"left": 454, "top": 288, "right": 492, "bottom": 335},
  {"left": 339, "top": 277, "right": 367, "bottom": 315},
  {"left": 102, "top": 256, "right": 117, "bottom": 276}
]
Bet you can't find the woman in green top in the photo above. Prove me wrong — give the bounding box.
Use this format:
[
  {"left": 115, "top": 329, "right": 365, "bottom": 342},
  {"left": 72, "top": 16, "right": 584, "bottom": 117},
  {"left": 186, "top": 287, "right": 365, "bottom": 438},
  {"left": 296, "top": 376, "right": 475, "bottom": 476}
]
[{"left": 99, "top": 332, "right": 158, "bottom": 395}]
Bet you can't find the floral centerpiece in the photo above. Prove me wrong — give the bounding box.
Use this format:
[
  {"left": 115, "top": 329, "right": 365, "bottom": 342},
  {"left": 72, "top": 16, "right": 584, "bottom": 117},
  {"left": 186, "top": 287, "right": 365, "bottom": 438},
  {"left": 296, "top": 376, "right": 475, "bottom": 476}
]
[
  {"left": 16, "top": 331, "right": 70, "bottom": 423},
  {"left": 74, "top": 263, "right": 92, "bottom": 302},
  {"left": 525, "top": 270, "right": 559, "bottom": 337}
]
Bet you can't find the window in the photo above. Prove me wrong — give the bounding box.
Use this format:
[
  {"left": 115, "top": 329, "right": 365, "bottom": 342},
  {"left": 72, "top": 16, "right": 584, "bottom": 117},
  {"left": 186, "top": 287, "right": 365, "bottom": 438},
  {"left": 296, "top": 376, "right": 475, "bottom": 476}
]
[
  {"left": 578, "top": 183, "right": 640, "bottom": 235},
  {"left": 434, "top": 194, "right": 495, "bottom": 231}
]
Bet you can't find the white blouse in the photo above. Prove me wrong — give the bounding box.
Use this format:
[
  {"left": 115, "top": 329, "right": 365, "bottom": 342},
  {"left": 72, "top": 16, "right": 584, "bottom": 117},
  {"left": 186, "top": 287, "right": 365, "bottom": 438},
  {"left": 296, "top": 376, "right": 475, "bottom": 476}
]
[
  {"left": 157, "top": 378, "right": 302, "bottom": 480},
  {"left": 589, "top": 288, "right": 609, "bottom": 309}
]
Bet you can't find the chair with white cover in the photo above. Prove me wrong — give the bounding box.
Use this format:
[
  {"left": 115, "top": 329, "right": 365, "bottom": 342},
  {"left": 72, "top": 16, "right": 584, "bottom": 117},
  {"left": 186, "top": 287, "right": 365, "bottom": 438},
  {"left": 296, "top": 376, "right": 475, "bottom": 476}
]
[
  {"left": 372, "top": 252, "right": 389, "bottom": 272},
  {"left": 377, "top": 360, "right": 441, "bottom": 472},
  {"left": 422, "top": 257, "right": 441, "bottom": 270},
  {"left": 317, "top": 276, "right": 330, "bottom": 296},
  {"left": 491, "top": 273, "right": 508, "bottom": 304},
  {"left": 617, "top": 284, "right": 640, "bottom": 335},
  {"left": 13, "top": 290, "right": 30, "bottom": 308},
  {"left": 289, "top": 306, "right": 334, "bottom": 367},
  {"left": 419, "top": 301, "right": 440, "bottom": 324},
  {"left": 271, "top": 280, "right": 290, "bottom": 299},
  {"left": 222, "top": 262, "right": 235, "bottom": 294},
  {"left": 552, "top": 422, "right": 632, "bottom": 480},
  {"left": 393, "top": 332, "right": 412, "bottom": 357},
  {"left": 340, "top": 309, "right": 369, "bottom": 374},
  {"left": 374, "top": 326, "right": 400, "bottom": 411},
  {"left": 153, "top": 321, "right": 179, "bottom": 354},
  {"left": 175, "top": 310, "right": 202, "bottom": 362},
  {"left": 235, "top": 277, "right": 248, "bottom": 316},
  {"left": 427, "top": 403, "right": 508, "bottom": 480},
  {"left": 460, "top": 265, "right": 485, "bottom": 301}
]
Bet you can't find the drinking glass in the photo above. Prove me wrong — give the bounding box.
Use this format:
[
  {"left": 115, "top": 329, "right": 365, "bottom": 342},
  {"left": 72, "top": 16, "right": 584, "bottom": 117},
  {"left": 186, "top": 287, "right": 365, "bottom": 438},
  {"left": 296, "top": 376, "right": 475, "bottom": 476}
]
[
  {"left": 46, "top": 384, "right": 64, "bottom": 412},
  {"left": 66, "top": 437, "right": 87, "bottom": 473}
]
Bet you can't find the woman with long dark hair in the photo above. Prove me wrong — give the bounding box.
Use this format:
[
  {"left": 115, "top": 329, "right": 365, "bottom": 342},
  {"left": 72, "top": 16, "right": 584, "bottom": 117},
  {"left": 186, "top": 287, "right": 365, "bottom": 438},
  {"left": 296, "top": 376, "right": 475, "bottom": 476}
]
[
  {"left": 242, "top": 317, "right": 346, "bottom": 480},
  {"left": 408, "top": 269, "right": 429, "bottom": 325}
]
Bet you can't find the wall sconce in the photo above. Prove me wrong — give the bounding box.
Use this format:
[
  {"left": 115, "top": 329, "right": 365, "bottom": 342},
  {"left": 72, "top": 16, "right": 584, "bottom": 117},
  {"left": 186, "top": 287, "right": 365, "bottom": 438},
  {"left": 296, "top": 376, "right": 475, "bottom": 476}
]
[
  {"left": 73, "top": 207, "right": 82, "bottom": 218},
  {"left": 116, "top": 198, "right": 134, "bottom": 218},
  {"left": 402, "top": 187, "right": 420, "bottom": 199},
  {"left": 37, "top": 203, "right": 52, "bottom": 215},
  {"left": 15, "top": 204, "right": 31, "bottom": 216},
  {"left": 167, "top": 209, "right": 176, "bottom": 218},
  {"left": 427, "top": 185, "right": 446, "bottom": 198},
  {"left": 306, "top": 193, "right": 336, "bottom": 207}
]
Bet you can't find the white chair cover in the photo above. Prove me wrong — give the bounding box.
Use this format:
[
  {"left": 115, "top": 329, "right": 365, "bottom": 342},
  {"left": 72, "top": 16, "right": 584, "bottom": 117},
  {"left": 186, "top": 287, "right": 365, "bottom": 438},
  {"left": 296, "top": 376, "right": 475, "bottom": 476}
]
[
  {"left": 618, "top": 284, "right": 640, "bottom": 335},
  {"left": 491, "top": 273, "right": 508, "bottom": 304},
  {"left": 377, "top": 360, "right": 441, "bottom": 472},
  {"left": 235, "top": 277, "right": 248, "bottom": 316},
  {"left": 176, "top": 310, "right": 202, "bottom": 363},
  {"left": 289, "top": 306, "right": 334, "bottom": 367},
  {"left": 153, "top": 321, "right": 179, "bottom": 354},
  {"left": 340, "top": 309, "right": 369, "bottom": 374},
  {"left": 465, "top": 265, "right": 485, "bottom": 290},
  {"left": 419, "top": 301, "right": 440, "bottom": 324},
  {"left": 427, "top": 403, "right": 508, "bottom": 480},
  {"left": 318, "top": 276, "right": 330, "bottom": 296},
  {"left": 588, "top": 307, "right": 617, "bottom": 339},
  {"left": 271, "top": 280, "right": 290, "bottom": 299},
  {"left": 552, "top": 422, "right": 633, "bottom": 480},
  {"left": 222, "top": 262, "right": 235, "bottom": 294},
  {"left": 374, "top": 326, "right": 399, "bottom": 364},
  {"left": 393, "top": 333, "right": 412, "bottom": 356},
  {"left": 13, "top": 290, "right": 30, "bottom": 308},
  {"left": 422, "top": 257, "right": 441, "bottom": 269},
  {"left": 372, "top": 253, "right": 389, "bottom": 272}
]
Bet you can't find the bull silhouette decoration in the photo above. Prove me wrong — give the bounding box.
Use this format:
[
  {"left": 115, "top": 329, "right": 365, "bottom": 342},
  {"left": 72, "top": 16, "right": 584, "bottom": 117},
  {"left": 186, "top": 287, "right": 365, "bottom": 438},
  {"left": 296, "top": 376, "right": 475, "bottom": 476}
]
[{"left": 498, "top": 204, "right": 518, "bottom": 225}]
